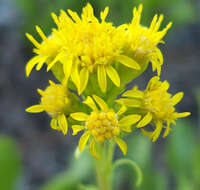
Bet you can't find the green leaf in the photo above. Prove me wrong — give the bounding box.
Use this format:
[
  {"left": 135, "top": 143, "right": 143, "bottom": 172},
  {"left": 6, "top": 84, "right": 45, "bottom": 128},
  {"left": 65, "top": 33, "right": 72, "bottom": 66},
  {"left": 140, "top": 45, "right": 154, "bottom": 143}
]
[{"left": 0, "top": 136, "right": 21, "bottom": 190}]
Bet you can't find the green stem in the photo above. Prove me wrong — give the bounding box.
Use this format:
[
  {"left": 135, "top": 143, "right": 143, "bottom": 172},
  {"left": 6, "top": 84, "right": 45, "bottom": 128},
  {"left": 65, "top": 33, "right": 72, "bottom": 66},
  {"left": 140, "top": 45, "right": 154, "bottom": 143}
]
[
  {"left": 94, "top": 142, "right": 142, "bottom": 189},
  {"left": 112, "top": 159, "right": 143, "bottom": 187},
  {"left": 95, "top": 141, "right": 115, "bottom": 190}
]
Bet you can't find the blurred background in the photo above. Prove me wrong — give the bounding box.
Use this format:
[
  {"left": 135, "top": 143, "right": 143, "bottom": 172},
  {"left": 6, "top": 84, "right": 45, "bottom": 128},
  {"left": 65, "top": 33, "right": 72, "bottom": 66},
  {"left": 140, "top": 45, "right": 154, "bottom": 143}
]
[{"left": 0, "top": 0, "right": 199, "bottom": 189}]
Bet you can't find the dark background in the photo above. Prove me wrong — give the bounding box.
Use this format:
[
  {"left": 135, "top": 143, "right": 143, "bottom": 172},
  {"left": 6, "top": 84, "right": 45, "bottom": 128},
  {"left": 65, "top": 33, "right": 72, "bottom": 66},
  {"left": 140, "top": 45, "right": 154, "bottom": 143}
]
[{"left": 0, "top": 0, "right": 200, "bottom": 189}]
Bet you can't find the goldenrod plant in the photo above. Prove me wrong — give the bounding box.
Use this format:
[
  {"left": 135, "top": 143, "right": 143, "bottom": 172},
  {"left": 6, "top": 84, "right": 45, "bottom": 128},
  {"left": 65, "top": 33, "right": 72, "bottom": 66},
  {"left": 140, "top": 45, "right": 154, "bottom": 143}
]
[{"left": 26, "top": 3, "right": 190, "bottom": 190}]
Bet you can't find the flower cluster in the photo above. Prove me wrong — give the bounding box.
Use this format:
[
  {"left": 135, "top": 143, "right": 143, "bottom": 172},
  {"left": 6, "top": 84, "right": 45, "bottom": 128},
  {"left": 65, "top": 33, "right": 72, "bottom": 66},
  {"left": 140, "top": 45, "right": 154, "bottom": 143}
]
[
  {"left": 26, "top": 80, "right": 70, "bottom": 134},
  {"left": 117, "top": 77, "right": 190, "bottom": 142},
  {"left": 26, "top": 3, "right": 190, "bottom": 157},
  {"left": 71, "top": 95, "right": 141, "bottom": 157},
  {"left": 26, "top": 3, "right": 171, "bottom": 93}
]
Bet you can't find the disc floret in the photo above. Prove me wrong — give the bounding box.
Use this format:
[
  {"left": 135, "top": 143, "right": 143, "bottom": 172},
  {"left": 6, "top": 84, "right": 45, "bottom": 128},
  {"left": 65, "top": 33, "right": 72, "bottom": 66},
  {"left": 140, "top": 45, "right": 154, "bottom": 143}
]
[
  {"left": 124, "top": 4, "right": 172, "bottom": 76},
  {"left": 26, "top": 80, "right": 70, "bottom": 135},
  {"left": 40, "top": 80, "right": 70, "bottom": 116},
  {"left": 70, "top": 95, "right": 141, "bottom": 157},
  {"left": 117, "top": 76, "right": 190, "bottom": 142},
  {"left": 86, "top": 111, "right": 120, "bottom": 143}
]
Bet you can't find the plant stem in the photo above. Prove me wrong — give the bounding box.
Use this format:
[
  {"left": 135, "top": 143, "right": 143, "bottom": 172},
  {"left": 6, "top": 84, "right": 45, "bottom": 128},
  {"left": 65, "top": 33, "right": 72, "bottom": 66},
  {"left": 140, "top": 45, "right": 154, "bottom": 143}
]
[
  {"left": 112, "top": 159, "right": 143, "bottom": 187},
  {"left": 95, "top": 141, "right": 115, "bottom": 190}
]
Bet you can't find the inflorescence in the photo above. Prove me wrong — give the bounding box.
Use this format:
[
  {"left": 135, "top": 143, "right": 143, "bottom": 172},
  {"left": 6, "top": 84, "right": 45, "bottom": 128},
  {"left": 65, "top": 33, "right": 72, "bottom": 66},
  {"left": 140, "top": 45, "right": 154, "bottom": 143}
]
[{"left": 26, "top": 3, "right": 190, "bottom": 157}]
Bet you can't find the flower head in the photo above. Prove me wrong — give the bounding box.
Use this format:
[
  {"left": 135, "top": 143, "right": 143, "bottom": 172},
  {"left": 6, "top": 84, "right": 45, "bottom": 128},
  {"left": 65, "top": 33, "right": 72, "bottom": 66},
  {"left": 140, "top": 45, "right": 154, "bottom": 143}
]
[
  {"left": 124, "top": 4, "right": 172, "bottom": 76},
  {"left": 26, "top": 80, "right": 70, "bottom": 135},
  {"left": 117, "top": 76, "right": 190, "bottom": 142},
  {"left": 70, "top": 95, "right": 141, "bottom": 157},
  {"left": 25, "top": 28, "right": 62, "bottom": 77},
  {"left": 26, "top": 3, "right": 142, "bottom": 94},
  {"left": 25, "top": 3, "right": 173, "bottom": 94},
  {"left": 50, "top": 3, "right": 142, "bottom": 94}
]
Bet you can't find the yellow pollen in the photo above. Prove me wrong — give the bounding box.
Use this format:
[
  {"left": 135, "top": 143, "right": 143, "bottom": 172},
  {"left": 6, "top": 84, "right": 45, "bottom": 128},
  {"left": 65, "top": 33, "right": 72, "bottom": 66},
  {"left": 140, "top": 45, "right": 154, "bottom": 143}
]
[{"left": 86, "top": 111, "right": 119, "bottom": 142}]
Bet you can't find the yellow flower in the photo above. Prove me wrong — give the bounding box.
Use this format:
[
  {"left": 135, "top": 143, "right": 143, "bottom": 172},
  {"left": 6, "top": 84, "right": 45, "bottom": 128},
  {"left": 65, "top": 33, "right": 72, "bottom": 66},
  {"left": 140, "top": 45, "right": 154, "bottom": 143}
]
[
  {"left": 50, "top": 3, "right": 142, "bottom": 94},
  {"left": 70, "top": 95, "right": 141, "bottom": 158},
  {"left": 117, "top": 76, "right": 190, "bottom": 142},
  {"left": 124, "top": 4, "right": 172, "bottom": 76},
  {"left": 26, "top": 80, "right": 70, "bottom": 135},
  {"left": 26, "top": 3, "right": 141, "bottom": 94},
  {"left": 25, "top": 3, "right": 173, "bottom": 94},
  {"left": 25, "top": 27, "right": 62, "bottom": 77}
]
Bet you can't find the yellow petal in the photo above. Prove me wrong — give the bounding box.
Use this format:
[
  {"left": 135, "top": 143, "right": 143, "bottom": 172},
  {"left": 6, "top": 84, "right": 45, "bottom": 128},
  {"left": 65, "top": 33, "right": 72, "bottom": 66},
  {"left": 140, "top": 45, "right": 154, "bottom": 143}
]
[
  {"left": 47, "top": 60, "right": 57, "bottom": 72},
  {"left": 155, "top": 47, "right": 163, "bottom": 72},
  {"left": 173, "top": 112, "right": 191, "bottom": 118},
  {"left": 100, "top": 7, "right": 109, "bottom": 22},
  {"left": 171, "top": 92, "right": 183, "bottom": 105},
  {"left": 120, "top": 125, "right": 132, "bottom": 133},
  {"left": 137, "top": 112, "right": 152, "bottom": 128},
  {"left": 115, "top": 55, "right": 140, "bottom": 70},
  {"left": 114, "top": 137, "right": 127, "bottom": 155},
  {"left": 162, "top": 81, "right": 170, "bottom": 91},
  {"left": 117, "top": 106, "right": 127, "bottom": 116},
  {"left": 49, "top": 80, "right": 56, "bottom": 86},
  {"left": 71, "top": 112, "right": 89, "bottom": 121},
  {"left": 171, "top": 120, "right": 176, "bottom": 125},
  {"left": 50, "top": 118, "right": 59, "bottom": 130},
  {"left": 152, "top": 122, "right": 163, "bottom": 142},
  {"left": 26, "top": 105, "right": 44, "bottom": 113},
  {"left": 78, "top": 68, "right": 89, "bottom": 95},
  {"left": 122, "top": 90, "right": 144, "bottom": 99},
  {"left": 154, "top": 15, "right": 164, "bottom": 32},
  {"left": 62, "top": 57, "right": 73, "bottom": 80},
  {"left": 60, "top": 10, "right": 74, "bottom": 24},
  {"left": 47, "top": 53, "right": 65, "bottom": 71},
  {"left": 36, "top": 57, "right": 46, "bottom": 71},
  {"left": 89, "top": 139, "right": 100, "bottom": 159},
  {"left": 149, "top": 14, "right": 158, "bottom": 31},
  {"left": 92, "top": 95, "right": 108, "bottom": 112},
  {"left": 97, "top": 65, "right": 107, "bottom": 92},
  {"left": 72, "top": 125, "right": 85, "bottom": 135},
  {"left": 58, "top": 114, "right": 68, "bottom": 135},
  {"left": 82, "top": 3, "right": 94, "bottom": 19},
  {"left": 156, "top": 22, "right": 172, "bottom": 42},
  {"left": 71, "top": 62, "right": 80, "bottom": 90},
  {"left": 26, "top": 56, "right": 41, "bottom": 77},
  {"left": 115, "top": 99, "right": 141, "bottom": 107},
  {"left": 141, "top": 129, "right": 153, "bottom": 139},
  {"left": 35, "top": 25, "right": 47, "bottom": 40},
  {"left": 37, "top": 88, "right": 45, "bottom": 96},
  {"left": 51, "top": 12, "right": 59, "bottom": 26},
  {"left": 78, "top": 131, "right": 91, "bottom": 152},
  {"left": 83, "top": 96, "right": 98, "bottom": 111},
  {"left": 26, "top": 33, "right": 40, "bottom": 48},
  {"left": 147, "top": 76, "right": 160, "bottom": 90},
  {"left": 119, "top": 114, "right": 141, "bottom": 126},
  {"left": 67, "top": 9, "right": 81, "bottom": 23},
  {"left": 163, "top": 121, "right": 170, "bottom": 138},
  {"left": 132, "top": 4, "right": 143, "bottom": 24},
  {"left": 150, "top": 54, "right": 161, "bottom": 75},
  {"left": 106, "top": 66, "right": 120, "bottom": 87}
]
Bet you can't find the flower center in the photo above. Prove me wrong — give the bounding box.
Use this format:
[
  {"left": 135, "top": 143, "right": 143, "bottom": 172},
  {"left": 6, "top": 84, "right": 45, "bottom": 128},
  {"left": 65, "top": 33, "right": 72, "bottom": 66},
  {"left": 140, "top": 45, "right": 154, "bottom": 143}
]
[
  {"left": 143, "top": 90, "right": 175, "bottom": 120},
  {"left": 86, "top": 111, "right": 120, "bottom": 142},
  {"left": 41, "top": 84, "right": 69, "bottom": 116}
]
